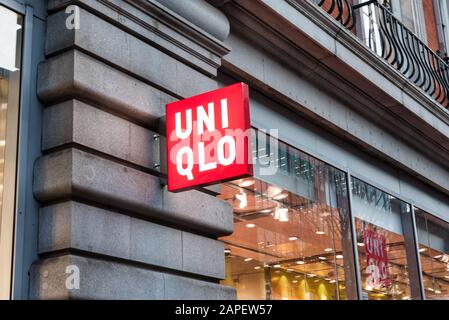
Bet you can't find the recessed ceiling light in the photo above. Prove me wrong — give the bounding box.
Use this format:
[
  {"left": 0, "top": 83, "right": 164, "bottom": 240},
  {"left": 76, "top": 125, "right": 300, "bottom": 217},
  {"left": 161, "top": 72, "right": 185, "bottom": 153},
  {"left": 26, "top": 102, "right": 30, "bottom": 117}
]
[
  {"left": 427, "top": 287, "right": 434, "bottom": 292},
  {"left": 275, "top": 207, "right": 289, "bottom": 222},
  {"left": 224, "top": 249, "right": 231, "bottom": 254},
  {"left": 287, "top": 268, "right": 293, "bottom": 272},
  {"left": 292, "top": 280, "right": 298, "bottom": 283},
  {"left": 273, "top": 193, "right": 288, "bottom": 200},
  {"left": 336, "top": 254, "right": 344, "bottom": 259},
  {"left": 419, "top": 248, "right": 427, "bottom": 253},
  {"left": 273, "top": 264, "right": 281, "bottom": 268},
  {"left": 259, "top": 209, "right": 272, "bottom": 213},
  {"left": 235, "top": 192, "right": 247, "bottom": 209},
  {"left": 296, "top": 260, "right": 305, "bottom": 265},
  {"left": 402, "top": 296, "right": 410, "bottom": 300},
  {"left": 316, "top": 231, "right": 325, "bottom": 235},
  {"left": 239, "top": 179, "right": 255, "bottom": 187},
  {"left": 244, "top": 258, "right": 252, "bottom": 262},
  {"left": 266, "top": 186, "right": 283, "bottom": 198},
  {"left": 254, "top": 266, "right": 261, "bottom": 270},
  {"left": 307, "top": 273, "right": 315, "bottom": 277},
  {"left": 329, "top": 280, "right": 336, "bottom": 283},
  {"left": 445, "top": 275, "right": 449, "bottom": 279},
  {"left": 324, "top": 248, "right": 333, "bottom": 252},
  {"left": 357, "top": 242, "right": 365, "bottom": 247},
  {"left": 318, "top": 256, "right": 326, "bottom": 260},
  {"left": 246, "top": 223, "right": 256, "bottom": 228},
  {"left": 288, "top": 236, "right": 298, "bottom": 241},
  {"left": 435, "top": 290, "right": 442, "bottom": 294},
  {"left": 434, "top": 255, "right": 442, "bottom": 259}
]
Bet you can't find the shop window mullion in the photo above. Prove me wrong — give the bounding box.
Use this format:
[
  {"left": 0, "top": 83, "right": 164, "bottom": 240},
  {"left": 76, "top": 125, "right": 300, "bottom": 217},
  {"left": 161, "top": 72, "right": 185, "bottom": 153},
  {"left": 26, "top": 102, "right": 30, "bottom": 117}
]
[
  {"left": 344, "top": 170, "right": 364, "bottom": 300},
  {"left": 408, "top": 205, "right": 426, "bottom": 299}
]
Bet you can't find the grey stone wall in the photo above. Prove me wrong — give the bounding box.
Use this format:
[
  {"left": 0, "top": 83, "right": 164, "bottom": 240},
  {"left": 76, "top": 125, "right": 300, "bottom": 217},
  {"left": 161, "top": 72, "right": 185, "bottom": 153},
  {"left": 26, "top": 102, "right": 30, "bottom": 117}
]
[{"left": 32, "top": 0, "right": 235, "bottom": 299}]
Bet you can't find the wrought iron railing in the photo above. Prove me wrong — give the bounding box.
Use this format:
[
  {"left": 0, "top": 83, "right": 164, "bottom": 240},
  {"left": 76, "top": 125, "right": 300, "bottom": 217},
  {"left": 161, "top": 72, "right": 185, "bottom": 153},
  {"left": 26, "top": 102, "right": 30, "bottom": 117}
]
[{"left": 313, "top": 0, "right": 449, "bottom": 108}]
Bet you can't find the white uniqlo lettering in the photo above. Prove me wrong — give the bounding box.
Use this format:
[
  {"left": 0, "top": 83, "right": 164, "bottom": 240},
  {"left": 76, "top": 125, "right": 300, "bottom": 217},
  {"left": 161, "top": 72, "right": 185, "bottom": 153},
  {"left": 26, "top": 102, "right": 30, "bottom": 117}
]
[
  {"left": 197, "top": 103, "right": 215, "bottom": 135},
  {"left": 175, "top": 109, "right": 192, "bottom": 139},
  {"left": 174, "top": 98, "right": 235, "bottom": 180},
  {"left": 221, "top": 99, "right": 229, "bottom": 128},
  {"left": 176, "top": 146, "right": 194, "bottom": 180},
  {"left": 199, "top": 142, "right": 217, "bottom": 172},
  {"left": 218, "top": 136, "right": 236, "bottom": 166}
]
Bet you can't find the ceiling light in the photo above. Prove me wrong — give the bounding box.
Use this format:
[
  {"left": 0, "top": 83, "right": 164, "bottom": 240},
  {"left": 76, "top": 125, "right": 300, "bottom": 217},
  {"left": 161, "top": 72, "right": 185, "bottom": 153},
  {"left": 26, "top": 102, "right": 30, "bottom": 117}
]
[
  {"left": 419, "top": 248, "right": 427, "bottom": 253},
  {"left": 357, "top": 242, "right": 365, "bottom": 247},
  {"left": 273, "top": 193, "right": 288, "bottom": 200},
  {"left": 293, "top": 280, "right": 298, "bottom": 283},
  {"left": 246, "top": 223, "right": 256, "bottom": 228},
  {"left": 235, "top": 192, "right": 247, "bottom": 209},
  {"left": 435, "top": 290, "right": 442, "bottom": 294},
  {"left": 434, "top": 255, "right": 442, "bottom": 259},
  {"left": 445, "top": 275, "right": 449, "bottom": 279},
  {"left": 224, "top": 249, "right": 231, "bottom": 254},
  {"left": 266, "top": 186, "right": 283, "bottom": 198},
  {"left": 254, "top": 266, "right": 261, "bottom": 270},
  {"left": 259, "top": 209, "right": 272, "bottom": 213},
  {"left": 318, "top": 256, "right": 326, "bottom": 260},
  {"left": 288, "top": 236, "right": 298, "bottom": 241},
  {"left": 402, "top": 296, "right": 410, "bottom": 300},
  {"left": 427, "top": 287, "right": 434, "bottom": 292},
  {"left": 244, "top": 258, "right": 252, "bottom": 262},
  {"left": 329, "top": 280, "right": 336, "bottom": 283},
  {"left": 287, "top": 268, "right": 293, "bottom": 272},
  {"left": 276, "top": 207, "right": 289, "bottom": 222},
  {"left": 273, "top": 264, "right": 281, "bottom": 268},
  {"left": 316, "top": 231, "right": 325, "bottom": 235},
  {"left": 324, "top": 248, "right": 333, "bottom": 252},
  {"left": 307, "top": 273, "right": 315, "bottom": 277},
  {"left": 296, "top": 260, "right": 305, "bottom": 265},
  {"left": 239, "top": 179, "right": 255, "bottom": 187},
  {"left": 336, "top": 255, "right": 344, "bottom": 259}
]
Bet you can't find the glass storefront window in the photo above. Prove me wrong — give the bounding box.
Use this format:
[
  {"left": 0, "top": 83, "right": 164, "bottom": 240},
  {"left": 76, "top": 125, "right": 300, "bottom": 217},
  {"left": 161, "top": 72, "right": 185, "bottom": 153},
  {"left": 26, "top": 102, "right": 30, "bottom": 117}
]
[
  {"left": 0, "top": 4, "right": 23, "bottom": 299},
  {"left": 415, "top": 208, "right": 449, "bottom": 300},
  {"left": 351, "top": 177, "right": 416, "bottom": 300},
  {"left": 218, "top": 130, "right": 358, "bottom": 300}
]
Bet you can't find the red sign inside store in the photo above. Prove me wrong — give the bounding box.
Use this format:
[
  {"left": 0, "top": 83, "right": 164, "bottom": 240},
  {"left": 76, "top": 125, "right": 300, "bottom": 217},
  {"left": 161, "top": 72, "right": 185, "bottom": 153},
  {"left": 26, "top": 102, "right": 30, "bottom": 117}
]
[
  {"left": 166, "top": 83, "right": 253, "bottom": 192},
  {"left": 363, "top": 229, "right": 391, "bottom": 287}
]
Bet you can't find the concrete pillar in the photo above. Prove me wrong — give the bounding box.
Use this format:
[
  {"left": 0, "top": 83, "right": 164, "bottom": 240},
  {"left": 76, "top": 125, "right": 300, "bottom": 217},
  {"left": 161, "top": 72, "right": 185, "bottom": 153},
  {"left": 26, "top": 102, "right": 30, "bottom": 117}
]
[{"left": 32, "top": 0, "right": 235, "bottom": 299}]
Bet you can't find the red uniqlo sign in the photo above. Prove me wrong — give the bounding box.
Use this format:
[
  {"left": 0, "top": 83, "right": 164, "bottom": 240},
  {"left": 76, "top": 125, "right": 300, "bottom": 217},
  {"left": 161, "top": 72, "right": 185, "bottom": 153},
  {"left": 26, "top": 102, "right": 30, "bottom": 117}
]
[
  {"left": 166, "top": 83, "right": 253, "bottom": 192},
  {"left": 363, "top": 229, "right": 391, "bottom": 287}
]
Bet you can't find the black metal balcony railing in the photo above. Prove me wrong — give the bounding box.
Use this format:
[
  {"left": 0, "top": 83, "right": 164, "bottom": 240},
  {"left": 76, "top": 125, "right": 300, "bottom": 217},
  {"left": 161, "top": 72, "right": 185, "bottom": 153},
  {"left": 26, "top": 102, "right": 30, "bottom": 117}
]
[
  {"left": 316, "top": 0, "right": 356, "bottom": 30},
  {"left": 313, "top": 0, "right": 449, "bottom": 108}
]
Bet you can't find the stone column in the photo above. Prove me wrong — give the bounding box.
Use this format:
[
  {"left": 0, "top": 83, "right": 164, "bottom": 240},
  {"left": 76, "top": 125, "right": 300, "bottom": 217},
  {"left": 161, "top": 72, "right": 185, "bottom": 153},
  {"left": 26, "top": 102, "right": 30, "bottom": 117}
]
[{"left": 31, "top": 0, "right": 235, "bottom": 299}]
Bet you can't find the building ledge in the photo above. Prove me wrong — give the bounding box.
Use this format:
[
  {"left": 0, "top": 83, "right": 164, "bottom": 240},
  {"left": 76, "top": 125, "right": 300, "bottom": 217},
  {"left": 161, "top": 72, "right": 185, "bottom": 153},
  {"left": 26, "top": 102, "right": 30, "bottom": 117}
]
[{"left": 214, "top": 0, "right": 449, "bottom": 195}]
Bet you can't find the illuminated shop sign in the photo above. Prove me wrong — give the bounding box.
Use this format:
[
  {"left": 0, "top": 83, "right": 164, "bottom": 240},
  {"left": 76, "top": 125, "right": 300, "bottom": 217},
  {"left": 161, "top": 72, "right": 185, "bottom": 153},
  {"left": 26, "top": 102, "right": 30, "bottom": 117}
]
[{"left": 166, "top": 83, "right": 253, "bottom": 192}]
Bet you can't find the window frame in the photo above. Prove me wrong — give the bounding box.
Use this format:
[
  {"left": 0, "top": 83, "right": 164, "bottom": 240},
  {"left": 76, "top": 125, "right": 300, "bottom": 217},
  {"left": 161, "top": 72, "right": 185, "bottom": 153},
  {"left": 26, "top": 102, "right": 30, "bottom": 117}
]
[
  {"left": 0, "top": 1, "right": 24, "bottom": 300},
  {"left": 438, "top": 0, "right": 449, "bottom": 55}
]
